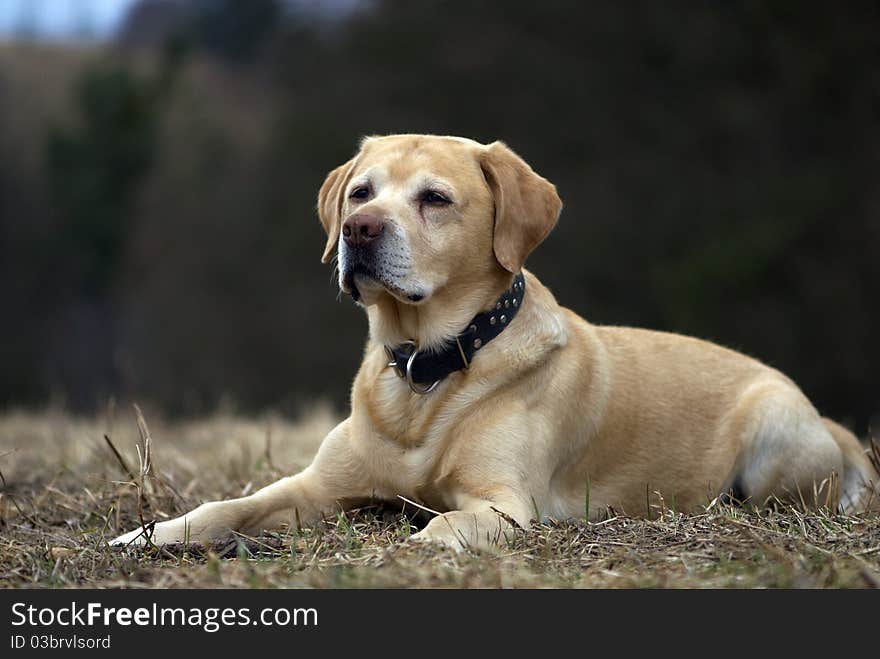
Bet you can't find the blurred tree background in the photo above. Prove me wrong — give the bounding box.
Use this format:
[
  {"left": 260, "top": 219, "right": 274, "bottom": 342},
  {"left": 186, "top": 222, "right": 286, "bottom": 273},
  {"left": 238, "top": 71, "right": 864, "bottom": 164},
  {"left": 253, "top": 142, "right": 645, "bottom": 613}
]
[{"left": 0, "top": 0, "right": 877, "bottom": 432}]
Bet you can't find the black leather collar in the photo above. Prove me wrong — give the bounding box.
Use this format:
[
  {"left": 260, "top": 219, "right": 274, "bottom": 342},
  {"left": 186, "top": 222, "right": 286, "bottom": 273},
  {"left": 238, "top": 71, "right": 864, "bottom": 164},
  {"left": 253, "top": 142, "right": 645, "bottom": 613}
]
[{"left": 384, "top": 273, "right": 525, "bottom": 393}]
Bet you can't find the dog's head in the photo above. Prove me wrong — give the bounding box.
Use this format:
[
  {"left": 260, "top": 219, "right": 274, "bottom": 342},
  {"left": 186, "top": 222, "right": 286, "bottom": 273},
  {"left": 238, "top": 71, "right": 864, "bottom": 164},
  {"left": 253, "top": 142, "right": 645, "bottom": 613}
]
[{"left": 318, "top": 135, "right": 561, "bottom": 308}]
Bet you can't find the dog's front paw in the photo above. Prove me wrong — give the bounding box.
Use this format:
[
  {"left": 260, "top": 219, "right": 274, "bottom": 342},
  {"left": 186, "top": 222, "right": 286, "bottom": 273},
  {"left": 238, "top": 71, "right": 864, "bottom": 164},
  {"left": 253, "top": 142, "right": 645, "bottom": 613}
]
[
  {"left": 110, "top": 518, "right": 196, "bottom": 548},
  {"left": 110, "top": 525, "right": 155, "bottom": 548},
  {"left": 408, "top": 527, "right": 469, "bottom": 552},
  {"left": 110, "top": 501, "right": 238, "bottom": 548}
]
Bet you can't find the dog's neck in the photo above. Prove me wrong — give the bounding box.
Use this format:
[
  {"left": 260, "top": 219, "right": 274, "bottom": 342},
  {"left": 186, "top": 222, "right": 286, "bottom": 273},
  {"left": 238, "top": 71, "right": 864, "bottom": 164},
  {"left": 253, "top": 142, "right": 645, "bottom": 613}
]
[{"left": 365, "top": 269, "right": 515, "bottom": 351}]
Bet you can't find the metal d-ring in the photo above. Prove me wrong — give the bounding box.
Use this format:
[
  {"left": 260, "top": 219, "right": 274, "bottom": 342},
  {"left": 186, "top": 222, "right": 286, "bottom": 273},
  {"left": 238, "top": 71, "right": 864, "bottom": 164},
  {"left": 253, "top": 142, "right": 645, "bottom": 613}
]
[
  {"left": 405, "top": 346, "right": 440, "bottom": 395},
  {"left": 384, "top": 344, "right": 406, "bottom": 377}
]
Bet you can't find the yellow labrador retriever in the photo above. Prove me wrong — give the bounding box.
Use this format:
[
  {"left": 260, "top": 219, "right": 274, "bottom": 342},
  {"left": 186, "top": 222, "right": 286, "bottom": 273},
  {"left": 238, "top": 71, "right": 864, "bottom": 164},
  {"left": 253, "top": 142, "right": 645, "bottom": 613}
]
[{"left": 113, "top": 134, "right": 878, "bottom": 550}]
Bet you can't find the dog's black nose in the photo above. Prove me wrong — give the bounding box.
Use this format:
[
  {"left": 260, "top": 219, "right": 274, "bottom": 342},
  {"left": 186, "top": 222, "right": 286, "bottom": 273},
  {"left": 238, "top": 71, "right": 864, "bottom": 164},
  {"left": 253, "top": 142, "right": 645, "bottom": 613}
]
[{"left": 342, "top": 212, "right": 384, "bottom": 247}]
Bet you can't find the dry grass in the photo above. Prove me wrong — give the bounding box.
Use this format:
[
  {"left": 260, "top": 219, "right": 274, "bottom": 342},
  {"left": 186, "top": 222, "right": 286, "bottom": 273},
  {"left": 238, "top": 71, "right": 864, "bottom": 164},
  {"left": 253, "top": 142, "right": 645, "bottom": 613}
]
[{"left": 1, "top": 405, "right": 878, "bottom": 589}]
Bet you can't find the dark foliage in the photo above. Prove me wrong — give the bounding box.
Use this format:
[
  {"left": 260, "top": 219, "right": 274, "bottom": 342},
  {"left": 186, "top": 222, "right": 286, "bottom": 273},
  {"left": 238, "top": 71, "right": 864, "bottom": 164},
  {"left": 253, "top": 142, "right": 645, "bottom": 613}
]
[{"left": 1, "top": 0, "right": 877, "bottom": 429}]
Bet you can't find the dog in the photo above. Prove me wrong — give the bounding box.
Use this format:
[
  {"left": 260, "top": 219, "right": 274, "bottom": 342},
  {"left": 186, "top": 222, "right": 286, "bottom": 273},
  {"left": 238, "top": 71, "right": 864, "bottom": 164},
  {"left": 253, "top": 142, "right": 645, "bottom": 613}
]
[{"left": 113, "top": 134, "right": 879, "bottom": 550}]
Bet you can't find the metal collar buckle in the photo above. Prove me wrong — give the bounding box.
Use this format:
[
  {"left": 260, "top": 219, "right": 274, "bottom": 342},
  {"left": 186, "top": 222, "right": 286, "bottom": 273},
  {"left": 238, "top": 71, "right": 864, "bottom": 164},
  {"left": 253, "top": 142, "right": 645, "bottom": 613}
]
[{"left": 384, "top": 341, "right": 440, "bottom": 395}]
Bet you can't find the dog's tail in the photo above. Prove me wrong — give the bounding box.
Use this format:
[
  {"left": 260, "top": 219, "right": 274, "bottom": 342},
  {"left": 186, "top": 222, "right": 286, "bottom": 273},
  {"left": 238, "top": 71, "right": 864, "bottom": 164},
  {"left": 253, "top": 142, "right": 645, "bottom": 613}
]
[{"left": 822, "top": 417, "right": 880, "bottom": 513}]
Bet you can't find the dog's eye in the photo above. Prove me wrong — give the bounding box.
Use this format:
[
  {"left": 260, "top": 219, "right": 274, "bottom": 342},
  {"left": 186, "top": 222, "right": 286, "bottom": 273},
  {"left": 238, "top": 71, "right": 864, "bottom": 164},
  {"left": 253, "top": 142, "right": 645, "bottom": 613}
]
[
  {"left": 421, "top": 191, "right": 451, "bottom": 205},
  {"left": 349, "top": 186, "right": 370, "bottom": 201}
]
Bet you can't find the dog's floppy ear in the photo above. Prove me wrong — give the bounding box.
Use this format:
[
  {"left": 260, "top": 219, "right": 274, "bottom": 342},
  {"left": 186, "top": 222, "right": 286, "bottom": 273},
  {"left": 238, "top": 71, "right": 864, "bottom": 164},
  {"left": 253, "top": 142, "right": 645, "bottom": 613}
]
[
  {"left": 317, "top": 156, "right": 359, "bottom": 263},
  {"left": 480, "top": 141, "right": 562, "bottom": 273}
]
